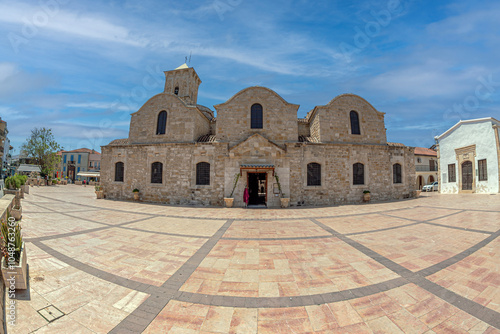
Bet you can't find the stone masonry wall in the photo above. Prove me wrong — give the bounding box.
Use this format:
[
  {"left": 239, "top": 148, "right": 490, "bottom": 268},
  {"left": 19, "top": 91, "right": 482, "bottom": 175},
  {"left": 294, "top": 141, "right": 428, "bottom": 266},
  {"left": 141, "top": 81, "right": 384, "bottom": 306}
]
[
  {"left": 129, "top": 94, "right": 210, "bottom": 144},
  {"left": 215, "top": 87, "right": 300, "bottom": 145},
  {"left": 310, "top": 94, "right": 387, "bottom": 144}
]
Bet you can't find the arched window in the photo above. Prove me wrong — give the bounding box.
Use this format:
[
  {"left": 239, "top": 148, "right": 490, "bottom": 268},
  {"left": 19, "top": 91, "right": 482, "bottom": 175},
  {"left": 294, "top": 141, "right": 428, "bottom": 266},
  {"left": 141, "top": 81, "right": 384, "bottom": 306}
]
[
  {"left": 151, "top": 162, "right": 163, "bottom": 184},
  {"left": 307, "top": 163, "right": 321, "bottom": 186},
  {"left": 196, "top": 162, "right": 210, "bottom": 185},
  {"left": 393, "top": 163, "right": 402, "bottom": 184},
  {"left": 353, "top": 163, "right": 364, "bottom": 185},
  {"left": 156, "top": 111, "right": 167, "bottom": 135},
  {"left": 115, "top": 162, "right": 124, "bottom": 182},
  {"left": 350, "top": 111, "right": 361, "bottom": 135},
  {"left": 174, "top": 87, "right": 179, "bottom": 95},
  {"left": 251, "top": 104, "right": 263, "bottom": 129}
]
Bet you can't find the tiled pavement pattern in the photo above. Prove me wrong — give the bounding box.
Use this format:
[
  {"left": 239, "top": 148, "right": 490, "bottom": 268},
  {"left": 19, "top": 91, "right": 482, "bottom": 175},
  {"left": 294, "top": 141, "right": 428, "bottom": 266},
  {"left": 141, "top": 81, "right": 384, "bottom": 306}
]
[{"left": 8, "top": 185, "right": 499, "bottom": 333}]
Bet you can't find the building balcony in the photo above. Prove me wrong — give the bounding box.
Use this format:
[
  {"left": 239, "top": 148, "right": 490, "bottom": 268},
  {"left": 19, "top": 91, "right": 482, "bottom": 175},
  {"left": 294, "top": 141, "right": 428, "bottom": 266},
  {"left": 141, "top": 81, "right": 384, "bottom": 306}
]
[{"left": 416, "top": 165, "right": 438, "bottom": 172}]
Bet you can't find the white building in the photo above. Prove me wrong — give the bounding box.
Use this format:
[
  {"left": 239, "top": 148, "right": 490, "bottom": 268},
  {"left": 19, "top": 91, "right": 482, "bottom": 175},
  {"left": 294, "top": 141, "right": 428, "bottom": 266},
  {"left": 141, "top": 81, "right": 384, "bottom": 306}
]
[{"left": 435, "top": 117, "right": 500, "bottom": 194}]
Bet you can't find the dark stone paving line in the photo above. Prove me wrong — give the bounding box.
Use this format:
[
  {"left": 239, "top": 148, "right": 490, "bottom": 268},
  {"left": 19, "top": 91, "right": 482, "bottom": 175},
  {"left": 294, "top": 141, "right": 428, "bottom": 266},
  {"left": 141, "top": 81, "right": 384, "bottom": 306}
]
[
  {"left": 344, "top": 222, "right": 422, "bottom": 236},
  {"left": 32, "top": 241, "right": 155, "bottom": 294},
  {"left": 310, "top": 218, "right": 500, "bottom": 330},
  {"left": 173, "top": 278, "right": 408, "bottom": 308},
  {"left": 118, "top": 226, "right": 211, "bottom": 239},
  {"left": 109, "top": 219, "right": 235, "bottom": 334},
  {"left": 419, "top": 205, "right": 500, "bottom": 214},
  {"left": 422, "top": 221, "right": 494, "bottom": 235},
  {"left": 417, "top": 228, "right": 500, "bottom": 277},
  {"left": 221, "top": 235, "right": 333, "bottom": 241},
  {"left": 25, "top": 216, "right": 157, "bottom": 242}
]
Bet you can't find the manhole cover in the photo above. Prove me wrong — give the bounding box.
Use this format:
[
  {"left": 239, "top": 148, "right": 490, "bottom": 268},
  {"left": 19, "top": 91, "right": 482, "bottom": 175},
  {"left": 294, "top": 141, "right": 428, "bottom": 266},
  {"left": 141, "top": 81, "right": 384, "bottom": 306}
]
[{"left": 37, "top": 305, "right": 64, "bottom": 322}]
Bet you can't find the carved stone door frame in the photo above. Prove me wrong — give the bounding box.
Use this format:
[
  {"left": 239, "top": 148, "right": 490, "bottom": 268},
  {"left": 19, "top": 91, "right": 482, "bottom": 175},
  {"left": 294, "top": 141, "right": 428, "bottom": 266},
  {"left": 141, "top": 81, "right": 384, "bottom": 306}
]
[{"left": 455, "top": 145, "right": 476, "bottom": 193}]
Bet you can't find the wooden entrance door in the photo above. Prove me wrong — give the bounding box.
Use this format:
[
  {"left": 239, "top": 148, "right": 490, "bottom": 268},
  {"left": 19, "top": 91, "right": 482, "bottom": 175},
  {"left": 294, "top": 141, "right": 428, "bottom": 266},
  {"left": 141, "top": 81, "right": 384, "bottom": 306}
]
[{"left": 462, "top": 161, "right": 473, "bottom": 190}]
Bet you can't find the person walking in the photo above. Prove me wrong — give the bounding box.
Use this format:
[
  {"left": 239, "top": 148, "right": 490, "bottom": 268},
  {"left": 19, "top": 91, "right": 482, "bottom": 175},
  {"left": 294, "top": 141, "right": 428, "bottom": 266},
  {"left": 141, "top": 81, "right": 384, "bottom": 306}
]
[{"left": 243, "top": 185, "right": 249, "bottom": 208}]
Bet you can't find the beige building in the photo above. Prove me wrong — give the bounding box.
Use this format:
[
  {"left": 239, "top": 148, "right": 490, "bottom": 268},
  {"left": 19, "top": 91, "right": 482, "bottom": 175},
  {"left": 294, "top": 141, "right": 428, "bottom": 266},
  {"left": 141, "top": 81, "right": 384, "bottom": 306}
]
[
  {"left": 101, "top": 64, "right": 416, "bottom": 207},
  {"left": 414, "top": 147, "right": 438, "bottom": 189}
]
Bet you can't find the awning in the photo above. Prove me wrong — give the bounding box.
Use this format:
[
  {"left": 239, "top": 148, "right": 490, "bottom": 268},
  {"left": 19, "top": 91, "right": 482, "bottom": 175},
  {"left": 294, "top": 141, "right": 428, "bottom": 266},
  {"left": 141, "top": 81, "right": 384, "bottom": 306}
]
[
  {"left": 77, "top": 172, "right": 101, "bottom": 178},
  {"left": 17, "top": 164, "right": 42, "bottom": 173},
  {"left": 240, "top": 164, "right": 275, "bottom": 175}
]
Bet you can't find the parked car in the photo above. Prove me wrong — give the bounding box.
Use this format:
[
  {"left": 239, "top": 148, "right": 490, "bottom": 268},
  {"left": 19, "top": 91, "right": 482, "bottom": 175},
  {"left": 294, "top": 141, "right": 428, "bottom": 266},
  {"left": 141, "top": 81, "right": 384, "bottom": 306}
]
[{"left": 422, "top": 181, "right": 438, "bottom": 192}]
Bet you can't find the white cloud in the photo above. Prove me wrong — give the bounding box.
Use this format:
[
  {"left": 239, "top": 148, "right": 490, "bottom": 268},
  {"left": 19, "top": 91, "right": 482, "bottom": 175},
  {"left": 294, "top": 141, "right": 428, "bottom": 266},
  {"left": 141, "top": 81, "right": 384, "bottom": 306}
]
[{"left": 0, "top": 2, "right": 149, "bottom": 47}]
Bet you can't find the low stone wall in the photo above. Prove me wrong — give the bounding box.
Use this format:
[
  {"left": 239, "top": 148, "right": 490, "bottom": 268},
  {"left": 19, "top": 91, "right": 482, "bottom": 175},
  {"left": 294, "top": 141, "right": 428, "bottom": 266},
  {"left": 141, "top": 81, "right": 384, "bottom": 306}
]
[{"left": 0, "top": 194, "right": 15, "bottom": 334}]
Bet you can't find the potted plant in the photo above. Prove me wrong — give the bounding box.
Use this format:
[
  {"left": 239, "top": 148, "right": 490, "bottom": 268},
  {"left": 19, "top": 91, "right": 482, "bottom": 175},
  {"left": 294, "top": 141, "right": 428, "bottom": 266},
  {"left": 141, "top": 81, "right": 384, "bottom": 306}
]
[
  {"left": 1, "top": 210, "right": 27, "bottom": 289},
  {"left": 363, "top": 190, "right": 371, "bottom": 202},
  {"left": 133, "top": 188, "right": 140, "bottom": 201},
  {"left": 224, "top": 173, "right": 240, "bottom": 208},
  {"left": 95, "top": 185, "right": 104, "bottom": 199},
  {"left": 275, "top": 175, "right": 290, "bottom": 208},
  {"left": 4, "top": 176, "right": 22, "bottom": 200}
]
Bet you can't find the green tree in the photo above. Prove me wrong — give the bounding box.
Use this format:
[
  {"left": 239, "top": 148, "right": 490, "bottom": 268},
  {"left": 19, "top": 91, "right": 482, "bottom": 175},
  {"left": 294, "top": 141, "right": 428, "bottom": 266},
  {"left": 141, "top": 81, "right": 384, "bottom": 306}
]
[{"left": 21, "top": 128, "right": 62, "bottom": 177}]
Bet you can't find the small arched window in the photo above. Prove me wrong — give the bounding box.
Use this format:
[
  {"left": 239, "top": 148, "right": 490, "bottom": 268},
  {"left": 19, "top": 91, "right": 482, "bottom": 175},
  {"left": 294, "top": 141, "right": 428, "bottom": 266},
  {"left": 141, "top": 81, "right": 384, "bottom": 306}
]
[
  {"left": 251, "top": 104, "right": 263, "bottom": 129},
  {"left": 393, "top": 163, "right": 402, "bottom": 184},
  {"left": 151, "top": 162, "right": 163, "bottom": 184},
  {"left": 307, "top": 163, "right": 321, "bottom": 186},
  {"left": 350, "top": 111, "right": 361, "bottom": 135},
  {"left": 353, "top": 163, "right": 364, "bottom": 185},
  {"left": 196, "top": 162, "right": 210, "bottom": 185},
  {"left": 156, "top": 111, "right": 167, "bottom": 135},
  {"left": 174, "top": 87, "right": 179, "bottom": 95},
  {"left": 115, "top": 162, "right": 124, "bottom": 182}
]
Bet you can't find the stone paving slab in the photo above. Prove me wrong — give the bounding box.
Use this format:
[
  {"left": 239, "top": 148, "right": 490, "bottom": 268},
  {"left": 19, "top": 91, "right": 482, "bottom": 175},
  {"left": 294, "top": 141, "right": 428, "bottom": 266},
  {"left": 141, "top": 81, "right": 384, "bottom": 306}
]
[{"left": 7, "top": 185, "right": 500, "bottom": 333}]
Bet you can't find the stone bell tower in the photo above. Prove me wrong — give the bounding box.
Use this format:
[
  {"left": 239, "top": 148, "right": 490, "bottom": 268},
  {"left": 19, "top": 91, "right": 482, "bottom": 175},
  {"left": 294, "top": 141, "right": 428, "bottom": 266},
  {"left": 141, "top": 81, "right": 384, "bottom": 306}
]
[{"left": 164, "top": 63, "right": 202, "bottom": 105}]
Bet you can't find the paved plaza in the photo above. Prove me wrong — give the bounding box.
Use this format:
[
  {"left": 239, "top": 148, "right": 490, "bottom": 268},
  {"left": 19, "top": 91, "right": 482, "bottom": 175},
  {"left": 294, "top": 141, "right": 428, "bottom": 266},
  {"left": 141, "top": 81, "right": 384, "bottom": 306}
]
[{"left": 9, "top": 185, "right": 500, "bottom": 333}]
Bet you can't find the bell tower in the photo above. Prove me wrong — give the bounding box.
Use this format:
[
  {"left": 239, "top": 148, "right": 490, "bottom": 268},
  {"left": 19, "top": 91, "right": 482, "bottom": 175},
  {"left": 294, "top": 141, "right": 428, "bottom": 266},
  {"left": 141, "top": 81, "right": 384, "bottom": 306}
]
[{"left": 164, "top": 63, "right": 202, "bottom": 105}]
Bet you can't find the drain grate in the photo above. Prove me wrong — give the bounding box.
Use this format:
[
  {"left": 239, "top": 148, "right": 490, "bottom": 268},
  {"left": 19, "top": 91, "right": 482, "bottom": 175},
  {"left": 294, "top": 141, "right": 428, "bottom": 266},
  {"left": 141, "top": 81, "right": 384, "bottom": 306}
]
[{"left": 37, "top": 305, "right": 64, "bottom": 322}]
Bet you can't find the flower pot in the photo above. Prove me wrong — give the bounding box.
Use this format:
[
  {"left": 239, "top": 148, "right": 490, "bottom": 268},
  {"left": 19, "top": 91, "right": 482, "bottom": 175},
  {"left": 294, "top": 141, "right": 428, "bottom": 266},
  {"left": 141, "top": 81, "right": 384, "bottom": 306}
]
[
  {"left": 280, "top": 198, "right": 290, "bottom": 208},
  {"left": 415, "top": 190, "right": 421, "bottom": 198},
  {"left": 23, "top": 184, "right": 30, "bottom": 194},
  {"left": 95, "top": 191, "right": 104, "bottom": 199},
  {"left": 363, "top": 193, "right": 371, "bottom": 202},
  {"left": 75, "top": 181, "right": 82, "bottom": 185},
  {"left": 224, "top": 198, "right": 234, "bottom": 208},
  {"left": 1, "top": 242, "right": 28, "bottom": 290},
  {"left": 11, "top": 207, "right": 22, "bottom": 221},
  {"left": 133, "top": 192, "right": 140, "bottom": 201}
]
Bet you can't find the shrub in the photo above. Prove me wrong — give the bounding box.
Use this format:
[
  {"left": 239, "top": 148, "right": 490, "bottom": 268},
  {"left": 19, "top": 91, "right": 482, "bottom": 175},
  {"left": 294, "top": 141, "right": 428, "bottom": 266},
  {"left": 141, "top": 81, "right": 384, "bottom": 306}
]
[
  {"left": 1, "top": 210, "right": 23, "bottom": 264},
  {"left": 52, "top": 179, "right": 57, "bottom": 184},
  {"left": 132, "top": 188, "right": 139, "bottom": 193},
  {"left": 5, "top": 176, "right": 21, "bottom": 190}
]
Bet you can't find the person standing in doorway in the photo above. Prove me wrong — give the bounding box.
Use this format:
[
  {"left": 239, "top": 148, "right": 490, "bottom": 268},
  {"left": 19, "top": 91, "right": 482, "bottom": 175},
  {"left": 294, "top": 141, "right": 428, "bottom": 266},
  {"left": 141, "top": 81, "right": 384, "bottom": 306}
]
[{"left": 243, "top": 185, "right": 249, "bottom": 208}]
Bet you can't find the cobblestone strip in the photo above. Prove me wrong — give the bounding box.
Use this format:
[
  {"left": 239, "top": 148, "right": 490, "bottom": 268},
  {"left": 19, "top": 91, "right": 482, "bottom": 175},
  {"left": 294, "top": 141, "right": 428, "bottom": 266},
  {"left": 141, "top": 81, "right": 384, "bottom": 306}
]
[
  {"left": 108, "top": 219, "right": 235, "bottom": 334},
  {"left": 417, "top": 228, "right": 500, "bottom": 277},
  {"left": 173, "top": 277, "right": 408, "bottom": 308},
  {"left": 422, "top": 221, "right": 494, "bottom": 235},
  {"left": 310, "top": 218, "right": 500, "bottom": 329},
  {"left": 344, "top": 222, "right": 422, "bottom": 236},
  {"left": 25, "top": 216, "right": 156, "bottom": 243},
  {"left": 32, "top": 241, "right": 154, "bottom": 294},
  {"left": 222, "top": 235, "right": 332, "bottom": 241}
]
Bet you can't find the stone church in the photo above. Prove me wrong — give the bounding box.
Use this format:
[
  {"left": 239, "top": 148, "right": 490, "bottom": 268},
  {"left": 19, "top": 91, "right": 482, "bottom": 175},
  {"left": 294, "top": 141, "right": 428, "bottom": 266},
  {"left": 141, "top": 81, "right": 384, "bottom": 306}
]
[{"left": 101, "top": 64, "right": 416, "bottom": 207}]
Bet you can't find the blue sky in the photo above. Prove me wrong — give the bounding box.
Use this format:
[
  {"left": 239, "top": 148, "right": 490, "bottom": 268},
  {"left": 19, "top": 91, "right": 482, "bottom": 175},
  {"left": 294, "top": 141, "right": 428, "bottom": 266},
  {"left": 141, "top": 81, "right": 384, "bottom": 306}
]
[{"left": 1, "top": 0, "right": 499, "bottom": 154}]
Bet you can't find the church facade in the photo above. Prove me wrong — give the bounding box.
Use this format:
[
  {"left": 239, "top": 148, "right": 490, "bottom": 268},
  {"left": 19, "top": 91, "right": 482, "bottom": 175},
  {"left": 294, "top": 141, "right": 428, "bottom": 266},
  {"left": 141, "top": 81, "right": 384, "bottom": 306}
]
[{"left": 101, "top": 64, "right": 416, "bottom": 207}]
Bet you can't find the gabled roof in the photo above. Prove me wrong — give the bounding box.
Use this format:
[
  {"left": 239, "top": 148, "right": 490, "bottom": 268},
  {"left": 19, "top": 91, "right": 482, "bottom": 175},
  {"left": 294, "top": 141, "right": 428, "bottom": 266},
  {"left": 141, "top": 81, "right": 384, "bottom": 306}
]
[
  {"left": 414, "top": 147, "right": 437, "bottom": 156},
  {"left": 175, "top": 63, "right": 189, "bottom": 70},
  {"left": 62, "top": 148, "right": 99, "bottom": 154},
  {"left": 435, "top": 117, "right": 500, "bottom": 141},
  {"left": 230, "top": 133, "right": 285, "bottom": 153}
]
